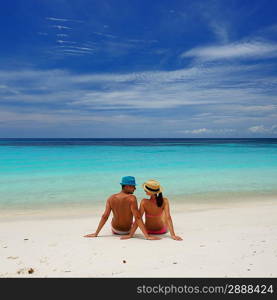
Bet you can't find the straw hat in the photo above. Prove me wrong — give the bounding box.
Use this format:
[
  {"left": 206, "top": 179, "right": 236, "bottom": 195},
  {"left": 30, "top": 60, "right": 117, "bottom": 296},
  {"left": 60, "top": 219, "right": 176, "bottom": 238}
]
[{"left": 142, "top": 179, "right": 163, "bottom": 194}]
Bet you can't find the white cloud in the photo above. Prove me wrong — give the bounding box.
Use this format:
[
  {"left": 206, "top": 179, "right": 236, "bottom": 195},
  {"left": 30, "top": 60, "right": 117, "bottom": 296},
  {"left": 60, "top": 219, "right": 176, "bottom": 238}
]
[
  {"left": 179, "top": 128, "right": 235, "bottom": 135},
  {"left": 51, "top": 25, "right": 72, "bottom": 30},
  {"left": 0, "top": 63, "right": 276, "bottom": 111},
  {"left": 185, "top": 128, "right": 211, "bottom": 134},
  {"left": 181, "top": 41, "right": 277, "bottom": 61},
  {"left": 92, "top": 32, "right": 118, "bottom": 39},
  {"left": 229, "top": 105, "right": 277, "bottom": 112},
  {"left": 58, "top": 45, "right": 95, "bottom": 52},
  {"left": 208, "top": 21, "right": 229, "bottom": 43},
  {"left": 47, "top": 17, "right": 70, "bottom": 22},
  {"left": 56, "top": 34, "right": 69, "bottom": 37},
  {"left": 46, "top": 17, "right": 84, "bottom": 23},
  {"left": 56, "top": 40, "right": 76, "bottom": 44},
  {"left": 0, "top": 61, "right": 276, "bottom": 135},
  {"left": 248, "top": 125, "right": 268, "bottom": 133},
  {"left": 248, "top": 125, "right": 277, "bottom": 133}
]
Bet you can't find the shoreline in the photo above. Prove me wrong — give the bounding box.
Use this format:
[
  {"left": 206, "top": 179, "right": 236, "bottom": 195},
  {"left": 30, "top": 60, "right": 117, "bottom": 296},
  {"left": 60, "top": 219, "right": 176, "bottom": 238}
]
[{"left": 1, "top": 191, "right": 277, "bottom": 221}]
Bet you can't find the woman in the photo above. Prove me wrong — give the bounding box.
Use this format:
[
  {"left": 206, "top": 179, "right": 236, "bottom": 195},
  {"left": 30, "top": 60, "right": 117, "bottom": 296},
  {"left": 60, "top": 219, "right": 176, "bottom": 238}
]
[{"left": 121, "top": 179, "right": 182, "bottom": 241}]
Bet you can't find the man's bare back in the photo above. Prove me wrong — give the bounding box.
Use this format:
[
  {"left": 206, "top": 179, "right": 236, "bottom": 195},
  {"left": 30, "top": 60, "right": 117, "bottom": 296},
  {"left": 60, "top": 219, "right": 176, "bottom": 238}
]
[{"left": 109, "top": 192, "right": 134, "bottom": 231}]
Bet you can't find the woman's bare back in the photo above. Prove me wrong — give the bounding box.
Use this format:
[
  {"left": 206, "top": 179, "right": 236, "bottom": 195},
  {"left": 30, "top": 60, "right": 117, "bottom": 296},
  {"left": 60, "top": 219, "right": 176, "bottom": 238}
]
[{"left": 142, "top": 198, "right": 166, "bottom": 231}]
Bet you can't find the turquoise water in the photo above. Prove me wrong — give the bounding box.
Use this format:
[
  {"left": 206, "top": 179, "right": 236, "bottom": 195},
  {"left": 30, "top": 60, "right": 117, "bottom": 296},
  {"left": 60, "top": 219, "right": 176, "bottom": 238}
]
[{"left": 0, "top": 139, "right": 277, "bottom": 209}]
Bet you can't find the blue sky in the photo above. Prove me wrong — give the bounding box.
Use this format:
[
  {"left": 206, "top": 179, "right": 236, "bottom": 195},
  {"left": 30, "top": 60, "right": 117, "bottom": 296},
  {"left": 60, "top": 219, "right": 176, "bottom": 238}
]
[{"left": 1, "top": 0, "right": 277, "bottom": 138}]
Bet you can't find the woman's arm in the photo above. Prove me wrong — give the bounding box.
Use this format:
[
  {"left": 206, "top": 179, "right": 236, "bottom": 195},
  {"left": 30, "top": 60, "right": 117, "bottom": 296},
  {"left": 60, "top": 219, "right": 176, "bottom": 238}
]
[
  {"left": 164, "top": 198, "right": 182, "bottom": 241},
  {"left": 121, "top": 197, "right": 160, "bottom": 240},
  {"left": 84, "top": 198, "right": 112, "bottom": 237}
]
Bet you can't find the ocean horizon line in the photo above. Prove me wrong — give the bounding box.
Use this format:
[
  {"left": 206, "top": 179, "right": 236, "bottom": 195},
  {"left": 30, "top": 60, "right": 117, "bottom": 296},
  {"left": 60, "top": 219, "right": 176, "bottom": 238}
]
[{"left": 1, "top": 137, "right": 277, "bottom": 140}]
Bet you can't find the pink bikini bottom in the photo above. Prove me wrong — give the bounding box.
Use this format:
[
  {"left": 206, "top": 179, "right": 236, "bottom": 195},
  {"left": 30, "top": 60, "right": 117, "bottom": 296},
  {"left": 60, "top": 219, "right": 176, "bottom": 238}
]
[{"left": 147, "top": 226, "right": 168, "bottom": 235}]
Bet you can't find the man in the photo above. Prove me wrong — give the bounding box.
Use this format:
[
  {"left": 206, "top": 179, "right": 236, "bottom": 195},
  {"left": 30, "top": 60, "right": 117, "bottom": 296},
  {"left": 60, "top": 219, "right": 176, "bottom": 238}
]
[{"left": 84, "top": 176, "right": 160, "bottom": 240}]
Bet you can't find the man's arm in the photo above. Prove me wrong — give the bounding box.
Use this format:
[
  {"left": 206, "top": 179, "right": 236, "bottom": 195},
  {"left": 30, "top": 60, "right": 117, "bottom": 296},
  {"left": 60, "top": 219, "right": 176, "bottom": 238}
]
[
  {"left": 126, "top": 196, "right": 160, "bottom": 240},
  {"left": 84, "top": 197, "right": 112, "bottom": 238}
]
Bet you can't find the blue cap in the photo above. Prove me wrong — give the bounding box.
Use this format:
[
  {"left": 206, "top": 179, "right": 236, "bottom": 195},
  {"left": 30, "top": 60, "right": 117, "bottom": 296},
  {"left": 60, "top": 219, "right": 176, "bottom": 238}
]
[{"left": 120, "top": 176, "right": 136, "bottom": 186}]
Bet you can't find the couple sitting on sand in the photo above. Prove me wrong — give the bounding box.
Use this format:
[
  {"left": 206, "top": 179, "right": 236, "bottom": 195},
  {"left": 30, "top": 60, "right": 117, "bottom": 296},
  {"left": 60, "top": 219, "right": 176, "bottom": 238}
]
[{"left": 84, "top": 176, "right": 182, "bottom": 241}]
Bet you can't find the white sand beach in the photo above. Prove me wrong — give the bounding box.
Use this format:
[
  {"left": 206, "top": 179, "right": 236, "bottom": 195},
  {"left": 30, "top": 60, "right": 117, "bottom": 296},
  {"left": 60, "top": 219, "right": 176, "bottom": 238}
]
[{"left": 0, "top": 198, "right": 277, "bottom": 278}]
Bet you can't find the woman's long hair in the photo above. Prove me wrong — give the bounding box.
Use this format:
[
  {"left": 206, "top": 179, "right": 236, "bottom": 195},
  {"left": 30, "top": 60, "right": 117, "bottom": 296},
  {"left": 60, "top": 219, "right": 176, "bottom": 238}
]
[{"left": 155, "top": 192, "right": 163, "bottom": 207}]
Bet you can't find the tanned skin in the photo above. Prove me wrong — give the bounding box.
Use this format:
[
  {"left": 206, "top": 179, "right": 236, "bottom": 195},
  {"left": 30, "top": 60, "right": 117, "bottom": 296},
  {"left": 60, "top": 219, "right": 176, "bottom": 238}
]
[
  {"left": 120, "top": 191, "right": 182, "bottom": 241},
  {"left": 84, "top": 185, "right": 160, "bottom": 240}
]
